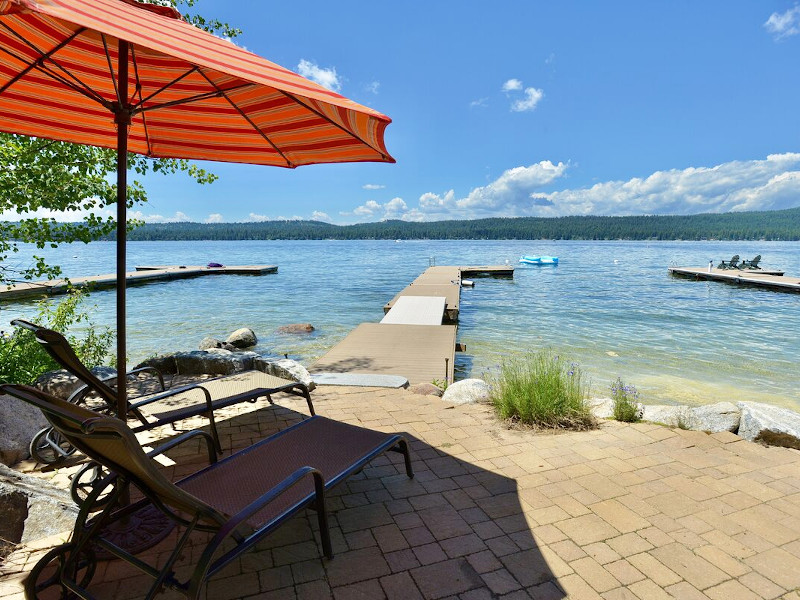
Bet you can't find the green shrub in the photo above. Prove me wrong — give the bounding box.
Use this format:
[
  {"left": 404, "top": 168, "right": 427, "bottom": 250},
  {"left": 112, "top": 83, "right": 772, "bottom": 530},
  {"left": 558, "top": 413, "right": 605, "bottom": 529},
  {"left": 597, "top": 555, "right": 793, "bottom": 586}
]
[
  {"left": 490, "top": 350, "right": 595, "bottom": 430},
  {"left": 611, "top": 377, "right": 641, "bottom": 422},
  {"left": 0, "top": 290, "right": 114, "bottom": 384}
]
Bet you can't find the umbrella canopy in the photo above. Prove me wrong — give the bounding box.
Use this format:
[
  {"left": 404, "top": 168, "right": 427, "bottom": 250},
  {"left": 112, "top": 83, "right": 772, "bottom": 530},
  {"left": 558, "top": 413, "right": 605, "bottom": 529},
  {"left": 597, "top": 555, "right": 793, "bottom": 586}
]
[
  {"left": 0, "top": 0, "right": 394, "bottom": 165},
  {"left": 0, "top": 0, "right": 394, "bottom": 417}
]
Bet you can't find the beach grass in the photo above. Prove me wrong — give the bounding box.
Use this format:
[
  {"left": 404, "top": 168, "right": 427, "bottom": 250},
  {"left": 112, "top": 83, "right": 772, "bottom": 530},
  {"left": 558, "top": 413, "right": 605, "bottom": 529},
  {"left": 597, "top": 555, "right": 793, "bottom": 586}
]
[
  {"left": 611, "top": 377, "right": 642, "bottom": 422},
  {"left": 491, "top": 349, "right": 595, "bottom": 430}
]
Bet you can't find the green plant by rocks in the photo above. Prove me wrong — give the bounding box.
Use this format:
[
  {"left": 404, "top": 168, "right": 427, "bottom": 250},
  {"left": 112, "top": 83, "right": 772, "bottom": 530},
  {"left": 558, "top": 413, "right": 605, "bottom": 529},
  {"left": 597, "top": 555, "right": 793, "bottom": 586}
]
[
  {"left": 611, "top": 377, "right": 641, "bottom": 422},
  {"left": 490, "top": 350, "right": 595, "bottom": 430},
  {"left": 0, "top": 290, "right": 113, "bottom": 384}
]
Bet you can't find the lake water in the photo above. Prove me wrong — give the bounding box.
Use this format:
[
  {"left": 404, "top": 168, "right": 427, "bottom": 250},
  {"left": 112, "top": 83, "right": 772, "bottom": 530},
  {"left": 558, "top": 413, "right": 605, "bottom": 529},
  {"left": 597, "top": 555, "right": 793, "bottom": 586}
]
[{"left": 3, "top": 239, "right": 799, "bottom": 411}]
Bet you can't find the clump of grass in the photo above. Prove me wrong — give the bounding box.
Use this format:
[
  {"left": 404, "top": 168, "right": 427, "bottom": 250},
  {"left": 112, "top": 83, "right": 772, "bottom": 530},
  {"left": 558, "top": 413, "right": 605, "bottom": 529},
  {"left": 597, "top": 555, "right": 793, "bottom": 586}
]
[
  {"left": 490, "top": 350, "right": 595, "bottom": 430},
  {"left": 611, "top": 377, "right": 641, "bottom": 422}
]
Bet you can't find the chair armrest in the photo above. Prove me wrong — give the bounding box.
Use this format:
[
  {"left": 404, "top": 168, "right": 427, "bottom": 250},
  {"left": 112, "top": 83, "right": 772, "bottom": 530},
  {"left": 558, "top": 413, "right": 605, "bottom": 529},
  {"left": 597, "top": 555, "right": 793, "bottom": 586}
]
[
  {"left": 147, "top": 430, "right": 218, "bottom": 465},
  {"left": 125, "top": 367, "right": 166, "bottom": 392},
  {"left": 129, "top": 383, "right": 213, "bottom": 412},
  {"left": 217, "top": 466, "right": 322, "bottom": 538}
]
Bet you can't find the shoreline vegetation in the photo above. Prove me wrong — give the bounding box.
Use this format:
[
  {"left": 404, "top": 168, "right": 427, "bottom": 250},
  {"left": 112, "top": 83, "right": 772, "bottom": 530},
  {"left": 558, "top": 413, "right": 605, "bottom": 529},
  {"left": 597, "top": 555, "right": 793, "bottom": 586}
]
[{"left": 104, "top": 206, "right": 800, "bottom": 241}]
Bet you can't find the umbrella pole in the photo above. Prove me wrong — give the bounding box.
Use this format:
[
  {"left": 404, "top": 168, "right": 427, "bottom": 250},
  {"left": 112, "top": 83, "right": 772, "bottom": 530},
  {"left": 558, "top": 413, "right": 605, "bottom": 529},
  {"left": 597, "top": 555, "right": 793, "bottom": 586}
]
[{"left": 115, "top": 40, "right": 129, "bottom": 420}]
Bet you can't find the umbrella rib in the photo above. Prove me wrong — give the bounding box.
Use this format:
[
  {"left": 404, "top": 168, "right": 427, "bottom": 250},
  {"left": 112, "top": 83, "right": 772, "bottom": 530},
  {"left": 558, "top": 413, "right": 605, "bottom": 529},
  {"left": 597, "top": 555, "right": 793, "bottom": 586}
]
[
  {"left": 129, "top": 46, "right": 153, "bottom": 155},
  {"left": 279, "top": 90, "right": 389, "bottom": 160},
  {"left": 133, "top": 83, "right": 254, "bottom": 114},
  {"left": 100, "top": 34, "right": 121, "bottom": 105},
  {"left": 0, "top": 26, "right": 85, "bottom": 96},
  {"left": 197, "top": 69, "right": 293, "bottom": 167},
  {"left": 0, "top": 23, "right": 109, "bottom": 108},
  {"left": 134, "top": 66, "right": 199, "bottom": 109}
]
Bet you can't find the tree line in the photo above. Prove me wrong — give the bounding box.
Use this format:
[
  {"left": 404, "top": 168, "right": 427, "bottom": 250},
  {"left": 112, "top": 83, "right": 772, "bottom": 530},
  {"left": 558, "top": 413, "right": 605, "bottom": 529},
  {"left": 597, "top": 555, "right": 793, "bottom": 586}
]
[{"left": 119, "top": 207, "right": 800, "bottom": 241}]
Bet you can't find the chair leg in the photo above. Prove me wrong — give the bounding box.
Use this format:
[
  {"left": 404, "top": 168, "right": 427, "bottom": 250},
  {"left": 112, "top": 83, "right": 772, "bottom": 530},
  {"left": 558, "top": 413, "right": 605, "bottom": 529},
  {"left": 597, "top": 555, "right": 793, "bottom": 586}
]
[
  {"left": 312, "top": 473, "right": 332, "bottom": 558},
  {"left": 399, "top": 439, "right": 414, "bottom": 479},
  {"left": 206, "top": 413, "right": 223, "bottom": 455},
  {"left": 303, "top": 387, "right": 315, "bottom": 416}
]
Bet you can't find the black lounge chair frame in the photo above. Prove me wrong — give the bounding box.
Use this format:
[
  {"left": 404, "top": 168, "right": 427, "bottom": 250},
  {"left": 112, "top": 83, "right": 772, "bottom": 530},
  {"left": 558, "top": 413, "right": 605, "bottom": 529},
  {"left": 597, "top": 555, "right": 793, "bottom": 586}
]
[
  {"left": 2, "top": 384, "right": 413, "bottom": 599},
  {"left": 11, "top": 319, "right": 314, "bottom": 460},
  {"left": 740, "top": 254, "right": 762, "bottom": 270},
  {"left": 718, "top": 255, "right": 740, "bottom": 270}
]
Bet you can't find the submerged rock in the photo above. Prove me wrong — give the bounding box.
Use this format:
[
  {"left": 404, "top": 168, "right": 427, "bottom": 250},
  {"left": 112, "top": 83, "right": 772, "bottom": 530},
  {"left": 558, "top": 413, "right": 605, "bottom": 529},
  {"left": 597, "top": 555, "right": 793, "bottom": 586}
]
[
  {"left": 0, "top": 394, "right": 47, "bottom": 466},
  {"left": 277, "top": 323, "right": 315, "bottom": 334},
  {"left": 442, "top": 379, "right": 491, "bottom": 405},
  {"left": 199, "top": 337, "right": 236, "bottom": 352},
  {"left": 738, "top": 402, "right": 800, "bottom": 449},
  {"left": 226, "top": 327, "right": 257, "bottom": 348}
]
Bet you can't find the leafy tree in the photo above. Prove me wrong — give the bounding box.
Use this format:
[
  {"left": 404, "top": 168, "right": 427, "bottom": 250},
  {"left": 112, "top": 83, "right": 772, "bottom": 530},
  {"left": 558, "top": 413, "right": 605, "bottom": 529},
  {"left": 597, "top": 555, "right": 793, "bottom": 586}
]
[{"left": 0, "top": 0, "right": 239, "bottom": 285}]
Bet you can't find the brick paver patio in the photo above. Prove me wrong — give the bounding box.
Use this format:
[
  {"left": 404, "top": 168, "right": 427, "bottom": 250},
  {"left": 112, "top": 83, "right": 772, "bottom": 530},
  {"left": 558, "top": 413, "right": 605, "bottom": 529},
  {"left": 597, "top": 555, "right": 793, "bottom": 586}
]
[{"left": 2, "top": 384, "right": 800, "bottom": 599}]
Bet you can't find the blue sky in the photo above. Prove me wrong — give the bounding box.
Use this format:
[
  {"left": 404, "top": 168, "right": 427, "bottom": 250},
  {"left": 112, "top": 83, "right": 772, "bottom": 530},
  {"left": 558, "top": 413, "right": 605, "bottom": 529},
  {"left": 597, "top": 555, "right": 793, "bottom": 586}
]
[{"left": 18, "top": 1, "right": 800, "bottom": 224}]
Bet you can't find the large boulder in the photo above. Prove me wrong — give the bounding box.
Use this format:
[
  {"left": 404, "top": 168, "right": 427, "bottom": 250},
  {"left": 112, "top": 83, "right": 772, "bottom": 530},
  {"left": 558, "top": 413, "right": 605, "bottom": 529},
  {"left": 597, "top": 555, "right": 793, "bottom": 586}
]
[
  {"left": 226, "top": 328, "right": 257, "bottom": 349},
  {"left": 35, "top": 366, "right": 118, "bottom": 400},
  {"left": 0, "top": 394, "right": 47, "bottom": 466},
  {"left": 172, "top": 351, "right": 237, "bottom": 376},
  {"left": 442, "top": 379, "right": 491, "bottom": 406},
  {"left": 0, "top": 463, "right": 77, "bottom": 552},
  {"left": 684, "top": 402, "right": 740, "bottom": 433},
  {"left": 642, "top": 404, "right": 687, "bottom": 427},
  {"left": 254, "top": 358, "right": 316, "bottom": 392},
  {"left": 277, "top": 323, "right": 315, "bottom": 334},
  {"left": 199, "top": 337, "right": 237, "bottom": 352},
  {"left": 738, "top": 402, "right": 800, "bottom": 449}
]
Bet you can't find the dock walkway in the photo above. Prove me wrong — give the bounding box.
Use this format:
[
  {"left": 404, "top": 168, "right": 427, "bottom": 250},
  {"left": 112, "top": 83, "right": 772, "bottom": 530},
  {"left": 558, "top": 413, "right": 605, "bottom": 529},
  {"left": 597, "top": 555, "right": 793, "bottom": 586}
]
[
  {"left": 0, "top": 265, "right": 277, "bottom": 300},
  {"left": 312, "top": 265, "right": 513, "bottom": 385},
  {"left": 669, "top": 266, "right": 800, "bottom": 293}
]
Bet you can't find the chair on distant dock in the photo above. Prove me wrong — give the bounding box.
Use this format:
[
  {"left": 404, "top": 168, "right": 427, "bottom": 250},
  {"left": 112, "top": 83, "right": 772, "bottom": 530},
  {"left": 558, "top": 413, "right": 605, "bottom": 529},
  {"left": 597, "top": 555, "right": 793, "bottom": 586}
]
[
  {"left": 0, "top": 383, "right": 413, "bottom": 599},
  {"left": 11, "top": 319, "right": 314, "bottom": 460},
  {"left": 740, "top": 255, "right": 762, "bottom": 270},
  {"left": 718, "top": 255, "right": 740, "bottom": 269}
]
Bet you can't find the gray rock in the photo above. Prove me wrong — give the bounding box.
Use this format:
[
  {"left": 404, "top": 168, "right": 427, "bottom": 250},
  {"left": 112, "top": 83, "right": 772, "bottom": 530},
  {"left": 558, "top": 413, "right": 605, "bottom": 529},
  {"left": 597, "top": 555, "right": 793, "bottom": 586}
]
[
  {"left": 199, "top": 336, "right": 224, "bottom": 351},
  {"left": 226, "top": 327, "right": 257, "bottom": 349},
  {"left": 642, "top": 404, "right": 687, "bottom": 427},
  {"left": 588, "top": 397, "right": 614, "bottom": 419},
  {"left": 0, "top": 394, "right": 47, "bottom": 466},
  {"left": 685, "top": 402, "right": 740, "bottom": 433},
  {"left": 0, "top": 463, "right": 77, "bottom": 547},
  {"left": 277, "top": 323, "right": 315, "bottom": 334},
  {"left": 255, "top": 358, "right": 316, "bottom": 392},
  {"left": 35, "top": 366, "right": 118, "bottom": 400},
  {"left": 137, "top": 353, "right": 179, "bottom": 375},
  {"left": 738, "top": 402, "right": 800, "bottom": 449},
  {"left": 441, "top": 379, "right": 491, "bottom": 406},
  {"left": 173, "top": 351, "right": 237, "bottom": 376},
  {"left": 409, "top": 383, "right": 444, "bottom": 397}
]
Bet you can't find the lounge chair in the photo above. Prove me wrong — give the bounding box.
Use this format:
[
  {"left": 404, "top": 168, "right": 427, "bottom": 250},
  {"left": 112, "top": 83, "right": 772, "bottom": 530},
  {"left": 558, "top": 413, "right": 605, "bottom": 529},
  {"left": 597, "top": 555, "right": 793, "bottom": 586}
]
[
  {"left": 11, "top": 319, "right": 314, "bottom": 461},
  {"left": 717, "top": 255, "right": 739, "bottom": 269},
  {"left": 740, "top": 254, "right": 762, "bottom": 270},
  {"left": 1, "top": 384, "right": 413, "bottom": 599}
]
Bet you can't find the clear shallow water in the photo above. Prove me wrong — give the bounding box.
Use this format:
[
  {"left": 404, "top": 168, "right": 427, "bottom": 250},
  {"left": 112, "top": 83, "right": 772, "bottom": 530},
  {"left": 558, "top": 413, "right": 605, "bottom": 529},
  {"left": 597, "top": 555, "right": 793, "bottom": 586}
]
[{"left": 3, "top": 239, "right": 800, "bottom": 411}]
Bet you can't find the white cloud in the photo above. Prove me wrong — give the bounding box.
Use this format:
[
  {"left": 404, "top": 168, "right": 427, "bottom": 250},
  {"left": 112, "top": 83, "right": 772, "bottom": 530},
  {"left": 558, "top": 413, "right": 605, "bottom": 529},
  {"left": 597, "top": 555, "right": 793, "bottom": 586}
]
[
  {"left": 0, "top": 205, "right": 114, "bottom": 222},
  {"left": 364, "top": 80, "right": 380, "bottom": 94},
  {"left": 501, "top": 78, "right": 523, "bottom": 92},
  {"left": 297, "top": 59, "right": 342, "bottom": 92},
  {"left": 470, "top": 97, "right": 489, "bottom": 108},
  {"left": 205, "top": 213, "right": 223, "bottom": 223},
  {"left": 362, "top": 183, "right": 385, "bottom": 190},
  {"left": 311, "top": 211, "right": 332, "bottom": 222},
  {"left": 129, "top": 210, "right": 191, "bottom": 223},
  {"left": 248, "top": 212, "right": 271, "bottom": 222},
  {"left": 511, "top": 87, "right": 544, "bottom": 112},
  {"left": 337, "top": 153, "right": 800, "bottom": 222},
  {"left": 764, "top": 6, "right": 800, "bottom": 40}
]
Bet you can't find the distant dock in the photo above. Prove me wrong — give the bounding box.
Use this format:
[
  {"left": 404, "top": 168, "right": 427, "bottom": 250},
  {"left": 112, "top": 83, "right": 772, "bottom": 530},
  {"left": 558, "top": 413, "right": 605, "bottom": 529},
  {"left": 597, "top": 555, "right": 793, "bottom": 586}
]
[
  {"left": 0, "top": 264, "right": 277, "bottom": 300},
  {"left": 313, "top": 265, "right": 513, "bottom": 385},
  {"left": 669, "top": 266, "right": 800, "bottom": 294}
]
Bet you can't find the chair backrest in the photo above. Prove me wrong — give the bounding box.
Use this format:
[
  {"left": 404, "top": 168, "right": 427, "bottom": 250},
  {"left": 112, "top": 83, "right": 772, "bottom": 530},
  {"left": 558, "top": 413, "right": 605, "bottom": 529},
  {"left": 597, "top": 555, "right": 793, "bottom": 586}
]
[
  {"left": 729, "top": 255, "right": 739, "bottom": 266},
  {"left": 10, "top": 319, "right": 117, "bottom": 408},
  {"left": 0, "top": 384, "right": 225, "bottom": 525},
  {"left": 750, "top": 255, "right": 761, "bottom": 267}
]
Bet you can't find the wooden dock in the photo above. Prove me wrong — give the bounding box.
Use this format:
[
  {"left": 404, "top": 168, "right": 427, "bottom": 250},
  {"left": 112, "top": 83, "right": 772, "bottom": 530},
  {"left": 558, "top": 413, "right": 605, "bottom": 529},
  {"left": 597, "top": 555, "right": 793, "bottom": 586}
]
[
  {"left": 312, "top": 264, "right": 512, "bottom": 385},
  {"left": 0, "top": 264, "right": 277, "bottom": 300},
  {"left": 669, "top": 267, "right": 800, "bottom": 293}
]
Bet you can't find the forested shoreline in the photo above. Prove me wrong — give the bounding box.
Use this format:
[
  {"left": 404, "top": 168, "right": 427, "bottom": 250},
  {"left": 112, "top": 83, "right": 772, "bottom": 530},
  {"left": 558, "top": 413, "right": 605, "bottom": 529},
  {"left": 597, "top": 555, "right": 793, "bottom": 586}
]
[{"left": 111, "top": 206, "right": 800, "bottom": 241}]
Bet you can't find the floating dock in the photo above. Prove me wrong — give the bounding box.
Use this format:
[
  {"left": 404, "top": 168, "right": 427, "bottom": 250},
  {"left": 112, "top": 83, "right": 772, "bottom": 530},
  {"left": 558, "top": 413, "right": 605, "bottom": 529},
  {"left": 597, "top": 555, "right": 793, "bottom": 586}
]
[
  {"left": 669, "top": 267, "right": 800, "bottom": 294},
  {"left": 312, "top": 265, "right": 513, "bottom": 385},
  {"left": 0, "top": 264, "right": 277, "bottom": 300}
]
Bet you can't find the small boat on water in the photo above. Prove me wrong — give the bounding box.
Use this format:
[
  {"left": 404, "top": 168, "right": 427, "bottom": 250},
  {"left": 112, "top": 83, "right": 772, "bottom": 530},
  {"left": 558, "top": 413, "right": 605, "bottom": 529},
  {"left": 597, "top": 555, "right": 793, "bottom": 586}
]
[{"left": 519, "top": 255, "right": 558, "bottom": 265}]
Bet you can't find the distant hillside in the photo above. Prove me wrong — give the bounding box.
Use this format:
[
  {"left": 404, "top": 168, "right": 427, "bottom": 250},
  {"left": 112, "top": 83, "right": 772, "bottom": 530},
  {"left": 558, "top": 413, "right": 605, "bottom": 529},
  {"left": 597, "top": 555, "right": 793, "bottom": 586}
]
[{"left": 121, "top": 207, "right": 800, "bottom": 241}]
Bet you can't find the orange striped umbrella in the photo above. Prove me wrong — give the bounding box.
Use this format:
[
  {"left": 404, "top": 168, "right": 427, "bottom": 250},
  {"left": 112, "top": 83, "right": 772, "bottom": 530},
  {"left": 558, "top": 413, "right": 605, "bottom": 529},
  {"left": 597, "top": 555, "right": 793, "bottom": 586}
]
[{"left": 0, "top": 0, "right": 394, "bottom": 416}]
